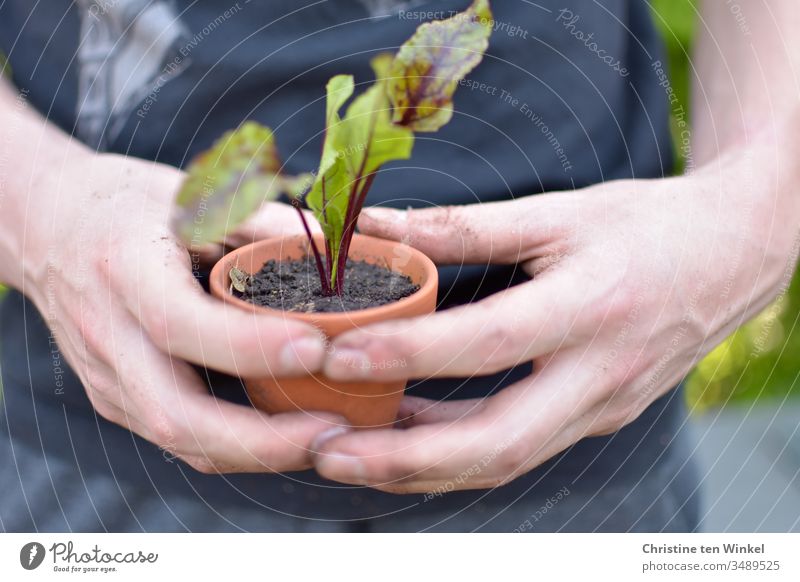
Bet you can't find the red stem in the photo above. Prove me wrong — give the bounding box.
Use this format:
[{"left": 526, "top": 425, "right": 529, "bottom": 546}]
[
  {"left": 325, "top": 237, "right": 335, "bottom": 296},
  {"left": 335, "top": 171, "right": 377, "bottom": 295},
  {"left": 334, "top": 99, "right": 385, "bottom": 296},
  {"left": 292, "top": 201, "right": 332, "bottom": 296}
]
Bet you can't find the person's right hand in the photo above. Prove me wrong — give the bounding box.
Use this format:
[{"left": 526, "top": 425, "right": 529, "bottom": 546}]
[{"left": 21, "top": 150, "right": 348, "bottom": 474}]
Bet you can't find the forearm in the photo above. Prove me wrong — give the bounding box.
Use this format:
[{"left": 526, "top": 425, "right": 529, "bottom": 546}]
[
  {"left": 0, "top": 77, "right": 91, "bottom": 289},
  {"left": 694, "top": 0, "right": 800, "bottom": 162},
  {"left": 692, "top": 1, "right": 800, "bottom": 276}
]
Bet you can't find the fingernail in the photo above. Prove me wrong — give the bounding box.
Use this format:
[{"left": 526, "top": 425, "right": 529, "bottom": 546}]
[
  {"left": 310, "top": 426, "right": 366, "bottom": 484},
  {"left": 326, "top": 348, "right": 372, "bottom": 380},
  {"left": 360, "top": 207, "right": 406, "bottom": 227},
  {"left": 310, "top": 425, "right": 351, "bottom": 454},
  {"left": 279, "top": 336, "right": 325, "bottom": 375},
  {"left": 315, "top": 452, "right": 367, "bottom": 484}
]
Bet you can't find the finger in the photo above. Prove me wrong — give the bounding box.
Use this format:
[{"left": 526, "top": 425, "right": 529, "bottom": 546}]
[
  {"left": 358, "top": 193, "right": 580, "bottom": 265},
  {"left": 223, "top": 202, "right": 321, "bottom": 248},
  {"left": 396, "top": 396, "right": 487, "bottom": 428},
  {"left": 118, "top": 335, "right": 350, "bottom": 473},
  {"left": 118, "top": 239, "right": 327, "bottom": 378},
  {"left": 324, "top": 266, "right": 582, "bottom": 381},
  {"left": 313, "top": 359, "right": 597, "bottom": 490}
]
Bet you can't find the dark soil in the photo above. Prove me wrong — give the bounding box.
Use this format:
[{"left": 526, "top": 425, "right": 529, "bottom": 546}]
[{"left": 239, "top": 257, "right": 420, "bottom": 313}]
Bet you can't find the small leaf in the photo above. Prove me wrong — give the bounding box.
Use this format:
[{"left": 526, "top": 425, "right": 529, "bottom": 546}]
[
  {"left": 172, "top": 121, "right": 290, "bottom": 247},
  {"left": 229, "top": 266, "right": 251, "bottom": 293},
  {"left": 388, "top": 0, "right": 493, "bottom": 132},
  {"left": 326, "top": 75, "right": 356, "bottom": 129},
  {"left": 319, "top": 75, "right": 355, "bottom": 180},
  {"left": 306, "top": 154, "right": 351, "bottom": 284}
]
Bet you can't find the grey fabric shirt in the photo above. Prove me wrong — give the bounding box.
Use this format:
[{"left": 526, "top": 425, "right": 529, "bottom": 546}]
[{"left": 0, "top": 0, "right": 702, "bottom": 531}]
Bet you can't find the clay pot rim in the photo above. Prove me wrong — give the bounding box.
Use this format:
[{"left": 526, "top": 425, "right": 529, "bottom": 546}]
[{"left": 209, "top": 233, "right": 438, "bottom": 326}]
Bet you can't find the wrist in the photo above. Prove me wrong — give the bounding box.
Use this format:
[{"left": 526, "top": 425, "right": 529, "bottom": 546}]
[
  {"left": 695, "top": 108, "right": 800, "bottom": 292},
  {"left": 0, "top": 124, "right": 94, "bottom": 291}
]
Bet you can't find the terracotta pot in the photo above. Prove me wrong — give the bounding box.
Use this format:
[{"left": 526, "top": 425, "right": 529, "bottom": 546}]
[{"left": 209, "top": 233, "right": 438, "bottom": 428}]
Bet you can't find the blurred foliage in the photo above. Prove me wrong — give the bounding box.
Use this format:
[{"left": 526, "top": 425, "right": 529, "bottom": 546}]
[
  {"left": 651, "top": 0, "right": 800, "bottom": 410},
  {"left": 0, "top": 50, "right": 9, "bottom": 78},
  {"left": 650, "top": 0, "right": 695, "bottom": 174}
]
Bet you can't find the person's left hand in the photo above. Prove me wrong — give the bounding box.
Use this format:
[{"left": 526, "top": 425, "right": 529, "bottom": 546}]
[{"left": 309, "top": 150, "right": 798, "bottom": 494}]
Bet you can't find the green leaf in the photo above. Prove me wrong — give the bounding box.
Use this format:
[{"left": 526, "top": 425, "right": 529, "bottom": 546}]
[
  {"left": 307, "top": 59, "right": 413, "bottom": 288},
  {"left": 171, "top": 121, "right": 291, "bottom": 247},
  {"left": 338, "top": 57, "right": 414, "bottom": 189},
  {"left": 388, "top": 0, "right": 493, "bottom": 132},
  {"left": 306, "top": 154, "right": 351, "bottom": 283},
  {"left": 319, "top": 75, "right": 355, "bottom": 177},
  {"left": 306, "top": 76, "right": 356, "bottom": 285},
  {"left": 326, "top": 75, "right": 355, "bottom": 128}
]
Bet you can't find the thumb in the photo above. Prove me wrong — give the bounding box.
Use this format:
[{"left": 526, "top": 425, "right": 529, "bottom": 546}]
[
  {"left": 358, "top": 195, "right": 575, "bottom": 265},
  {"left": 224, "top": 201, "right": 321, "bottom": 248}
]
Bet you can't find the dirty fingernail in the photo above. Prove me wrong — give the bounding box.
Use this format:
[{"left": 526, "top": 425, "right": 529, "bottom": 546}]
[
  {"left": 360, "top": 207, "right": 407, "bottom": 231},
  {"left": 279, "top": 336, "right": 325, "bottom": 375},
  {"left": 361, "top": 207, "right": 403, "bottom": 220}
]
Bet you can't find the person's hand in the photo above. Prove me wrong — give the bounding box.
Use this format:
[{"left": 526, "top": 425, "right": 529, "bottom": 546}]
[
  {"left": 311, "top": 148, "right": 798, "bottom": 493},
  {"left": 22, "top": 151, "right": 346, "bottom": 474}
]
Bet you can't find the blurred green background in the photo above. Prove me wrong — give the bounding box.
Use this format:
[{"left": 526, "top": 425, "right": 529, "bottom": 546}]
[{"left": 1, "top": 1, "right": 798, "bottom": 411}]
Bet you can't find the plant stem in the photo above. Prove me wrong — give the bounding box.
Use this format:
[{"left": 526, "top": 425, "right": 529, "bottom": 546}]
[
  {"left": 292, "top": 200, "right": 332, "bottom": 296},
  {"left": 333, "top": 101, "right": 382, "bottom": 294},
  {"left": 326, "top": 238, "right": 339, "bottom": 297},
  {"left": 335, "top": 171, "right": 377, "bottom": 295}
]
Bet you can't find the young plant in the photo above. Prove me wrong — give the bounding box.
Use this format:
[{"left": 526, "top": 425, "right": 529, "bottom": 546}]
[{"left": 172, "top": 0, "right": 493, "bottom": 297}]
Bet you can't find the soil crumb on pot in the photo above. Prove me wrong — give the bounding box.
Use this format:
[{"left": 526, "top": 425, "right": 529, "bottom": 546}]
[{"left": 240, "top": 257, "right": 420, "bottom": 313}]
